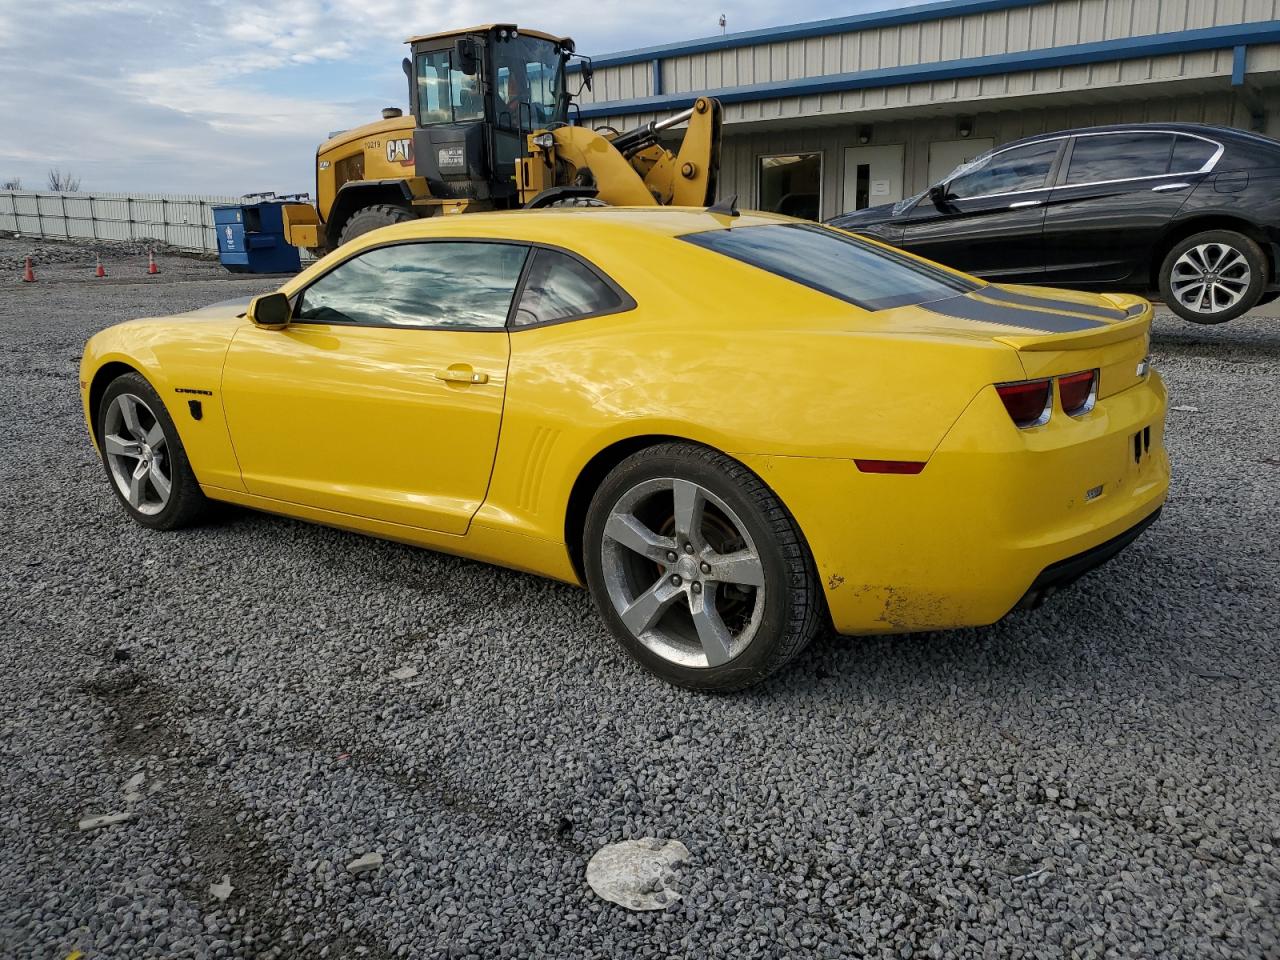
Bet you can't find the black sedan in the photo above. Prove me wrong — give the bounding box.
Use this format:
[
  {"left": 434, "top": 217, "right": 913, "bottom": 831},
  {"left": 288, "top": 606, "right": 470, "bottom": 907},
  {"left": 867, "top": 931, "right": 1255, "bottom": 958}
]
[{"left": 830, "top": 122, "right": 1280, "bottom": 324}]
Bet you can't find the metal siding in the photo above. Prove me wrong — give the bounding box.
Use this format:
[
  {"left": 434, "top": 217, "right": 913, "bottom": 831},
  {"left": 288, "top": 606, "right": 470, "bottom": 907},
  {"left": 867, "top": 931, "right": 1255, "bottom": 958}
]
[{"left": 0, "top": 190, "right": 240, "bottom": 252}]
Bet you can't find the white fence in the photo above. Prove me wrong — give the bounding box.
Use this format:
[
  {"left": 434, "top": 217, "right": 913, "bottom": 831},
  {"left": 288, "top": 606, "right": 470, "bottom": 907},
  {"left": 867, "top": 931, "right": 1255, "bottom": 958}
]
[{"left": 0, "top": 189, "right": 243, "bottom": 253}]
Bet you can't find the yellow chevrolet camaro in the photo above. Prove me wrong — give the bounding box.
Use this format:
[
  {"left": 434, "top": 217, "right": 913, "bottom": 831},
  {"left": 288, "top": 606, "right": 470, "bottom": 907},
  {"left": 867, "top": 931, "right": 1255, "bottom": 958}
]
[{"left": 80, "top": 208, "right": 1169, "bottom": 690}]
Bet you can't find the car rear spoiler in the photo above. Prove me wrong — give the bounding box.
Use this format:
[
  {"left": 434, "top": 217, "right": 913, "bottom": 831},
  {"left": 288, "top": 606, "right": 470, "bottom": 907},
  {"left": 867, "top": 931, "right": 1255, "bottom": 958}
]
[{"left": 993, "top": 308, "right": 1150, "bottom": 352}]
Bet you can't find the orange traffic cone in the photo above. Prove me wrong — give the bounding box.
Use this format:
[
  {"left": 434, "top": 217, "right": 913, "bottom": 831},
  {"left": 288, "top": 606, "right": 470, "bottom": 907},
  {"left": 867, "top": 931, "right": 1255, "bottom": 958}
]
[
  {"left": 21, "top": 256, "right": 35, "bottom": 282},
  {"left": 94, "top": 255, "right": 106, "bottom": 279},
  {"left": 147, "top": 250, "right": 159, "bottom": 275}
]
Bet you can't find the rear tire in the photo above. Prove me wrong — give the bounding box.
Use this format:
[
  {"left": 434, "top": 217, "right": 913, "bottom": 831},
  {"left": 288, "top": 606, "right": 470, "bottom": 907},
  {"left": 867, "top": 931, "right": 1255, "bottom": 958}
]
[
  {"left": 96, "top": 372, "right": 209, "bottom": 531},
  {"left": 547, "top": 197, "right": 609, "bottom": 207},
  {"left": 1159, "top": 229, "right": 1265, "bottom": 324},
  {"left": 337, "top": 203, "right": 415, "bottom": 246},
  {"left": 583, "top": 442, "right": 823, "bottom": 691}
]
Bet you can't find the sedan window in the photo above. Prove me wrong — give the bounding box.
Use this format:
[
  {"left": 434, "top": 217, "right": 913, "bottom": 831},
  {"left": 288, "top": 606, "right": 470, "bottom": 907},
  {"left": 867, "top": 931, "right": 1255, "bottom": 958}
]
[
  {"left": 682, "top": 223, "right": 978, "bottom": 312},
  {"left": 296, "top": 242, "right": 528, "bottom": 329},
  {"left": 1171, "top": 135, "right": 1218, "bottom": 173},
  {"left": 1065, "top": 133, "right": 1174, "bottom": 184},
  {"left": 511, "top": 249, "right": 627, "bottom": 326},
  {"left": 947, "top": 140, "right": 1061, "bottom": 199}
]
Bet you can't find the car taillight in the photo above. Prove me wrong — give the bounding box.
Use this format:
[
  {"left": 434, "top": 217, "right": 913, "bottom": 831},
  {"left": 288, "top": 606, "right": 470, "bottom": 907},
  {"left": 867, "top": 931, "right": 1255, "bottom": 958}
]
[
  {"left": 1058, "top": 369, "right": 1097, "bottom": 416},
  {"left": 995, "top": 379, "right": 1052, "bottom": 428}
]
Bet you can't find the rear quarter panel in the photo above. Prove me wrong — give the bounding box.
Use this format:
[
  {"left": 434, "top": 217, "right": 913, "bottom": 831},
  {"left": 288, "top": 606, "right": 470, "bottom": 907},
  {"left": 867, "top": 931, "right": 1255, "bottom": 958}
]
[{"left": 476, "top": 238, "right": 1025, "bottom": 546}]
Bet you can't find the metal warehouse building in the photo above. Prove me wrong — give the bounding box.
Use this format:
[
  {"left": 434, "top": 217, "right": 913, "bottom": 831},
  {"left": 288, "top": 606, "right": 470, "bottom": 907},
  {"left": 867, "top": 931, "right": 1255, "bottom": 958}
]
[{"left": 573, "top": 0, "right": 1280, "bottom": 220}]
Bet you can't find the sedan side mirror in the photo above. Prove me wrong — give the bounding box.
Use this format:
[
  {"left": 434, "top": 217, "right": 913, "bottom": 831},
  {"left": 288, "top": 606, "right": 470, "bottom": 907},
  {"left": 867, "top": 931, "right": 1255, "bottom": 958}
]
[
  {"left": 928, "top": 183, "right": 951, "bottom": 210},
  {"left": 247, "top": 292, "right": 291, "bottom": 329}
]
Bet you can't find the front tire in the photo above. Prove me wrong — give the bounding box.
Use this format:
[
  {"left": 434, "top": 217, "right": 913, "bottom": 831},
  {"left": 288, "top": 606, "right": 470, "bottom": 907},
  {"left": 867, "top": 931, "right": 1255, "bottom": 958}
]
[
  {"left": 1159, "top": 230, "right": 1265, "bottom": 324},
  {"left": 583, "top": 443, "right": 823, "bottom": 691},
  {"left": 337, "top": 203, "right": 415, "bottom": 246},
  {"left": 96, "top": 372, "right": 208, "bottom": 530}
]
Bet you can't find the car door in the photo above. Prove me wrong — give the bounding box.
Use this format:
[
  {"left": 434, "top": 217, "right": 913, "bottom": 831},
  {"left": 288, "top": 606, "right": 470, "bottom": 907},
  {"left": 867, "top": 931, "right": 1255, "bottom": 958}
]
[
  {"left": 899, "top": 137, "right": 1065, "bottom": 281},
  {"left": 220, "top": 239, "right": 528, "bottom": 535},
  {"left": 1040, "top": 131, "right": 1216, "bottom": 285}
]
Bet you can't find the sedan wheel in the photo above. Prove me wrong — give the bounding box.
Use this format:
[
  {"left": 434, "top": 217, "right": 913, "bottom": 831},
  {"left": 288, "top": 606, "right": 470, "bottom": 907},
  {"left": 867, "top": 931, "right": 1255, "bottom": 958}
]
[
  {"left": 97, "top": 372, "right": 208, "bottom": 530},
  {"left": 1160, "top": 230, "right": 1265, "bottom": 325},
  {"left": 584, "top": 442, "right": 823, "bottom": 691}
]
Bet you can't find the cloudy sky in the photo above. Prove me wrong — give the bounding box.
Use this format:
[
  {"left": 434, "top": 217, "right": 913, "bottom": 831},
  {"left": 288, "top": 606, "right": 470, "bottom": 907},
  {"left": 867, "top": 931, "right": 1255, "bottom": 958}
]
[{"left": 0, "top": 0, "right": 912, "bottom": 196}]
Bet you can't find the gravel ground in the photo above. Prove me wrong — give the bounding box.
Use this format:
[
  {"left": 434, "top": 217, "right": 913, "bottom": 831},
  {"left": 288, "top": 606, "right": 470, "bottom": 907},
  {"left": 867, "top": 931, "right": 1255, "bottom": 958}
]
[{"left": 1, "top": 235, "right": 1277, "bottom": 959}]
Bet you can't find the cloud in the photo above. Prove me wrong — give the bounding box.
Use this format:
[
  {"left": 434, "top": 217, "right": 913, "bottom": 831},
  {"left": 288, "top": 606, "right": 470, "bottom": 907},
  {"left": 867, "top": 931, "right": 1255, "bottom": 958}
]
[{"left": 0, "top": 0, "right": 890, "bottom": 194}]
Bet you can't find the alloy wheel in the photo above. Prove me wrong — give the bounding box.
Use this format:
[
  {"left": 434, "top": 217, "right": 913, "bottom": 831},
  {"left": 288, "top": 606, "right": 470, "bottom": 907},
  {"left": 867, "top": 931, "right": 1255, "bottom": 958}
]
[
  {"left": 103, "top": 393, "right": 172, "bottom": 516},
  {"left": 1169, "top": 243, "right": 1251, "bottom": 315},
  {"left": 600, "top": 477, "right": 767, "bottom": 668}
]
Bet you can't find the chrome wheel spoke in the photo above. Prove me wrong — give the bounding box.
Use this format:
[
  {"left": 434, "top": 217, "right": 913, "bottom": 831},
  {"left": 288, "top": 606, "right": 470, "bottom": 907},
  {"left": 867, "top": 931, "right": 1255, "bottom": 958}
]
[
  {"left": 104, "top": 434, "right": 142, "bottom": 459},
  {"left": 620, "top": 577, "right": 682, "bottom": 635},
  {"left": 689, "top": 588, "right": 734, "bottom": 667},
  {"left": 605, "top": 511, "right": 675, "bottom": 563},
  {"left": 145, "top": 422, "right": 166, "bottom": 450},
  {"left": 149, "top": 461, "right": 172, "bottom": 500},
  {"left": 704, "top": 548, "right": 765, "bottom": 587},
  {"left": 671, "top": 479, "right": 705, "bottom": 546},
  {"left": 128, "top": 460, "right": 148, "bottom": 507},
  {"left": 118, "top": 395, "right": 146, "bottom": 441}
]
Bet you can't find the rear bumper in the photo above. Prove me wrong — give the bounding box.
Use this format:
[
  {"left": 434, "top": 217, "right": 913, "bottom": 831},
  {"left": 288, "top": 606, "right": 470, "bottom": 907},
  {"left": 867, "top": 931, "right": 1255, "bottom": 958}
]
[
  {"left": 1014, "top": 506, "right": 1160, "bottom": 611},
  {"left": 738, "top": 371, "right": 1169, "bottom": 634}
]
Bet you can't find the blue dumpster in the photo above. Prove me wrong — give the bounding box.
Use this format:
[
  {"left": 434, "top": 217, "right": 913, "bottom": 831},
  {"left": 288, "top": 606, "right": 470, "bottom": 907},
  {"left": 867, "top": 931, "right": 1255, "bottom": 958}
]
[{"left": 213, "top": 200, "right": 301, "bottom": 274}]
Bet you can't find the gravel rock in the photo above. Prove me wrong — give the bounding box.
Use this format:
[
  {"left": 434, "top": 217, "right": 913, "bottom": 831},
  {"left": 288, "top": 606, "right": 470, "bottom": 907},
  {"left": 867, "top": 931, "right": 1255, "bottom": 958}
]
[{"left": 0, "top": 235, "right": 1277, "bottom": 958}]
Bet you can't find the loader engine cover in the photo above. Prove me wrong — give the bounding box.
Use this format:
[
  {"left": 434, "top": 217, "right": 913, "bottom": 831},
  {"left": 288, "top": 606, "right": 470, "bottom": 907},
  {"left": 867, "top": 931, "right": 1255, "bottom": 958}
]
[{"left": 414, "top": 124, "right": 493, "bottom": 201}]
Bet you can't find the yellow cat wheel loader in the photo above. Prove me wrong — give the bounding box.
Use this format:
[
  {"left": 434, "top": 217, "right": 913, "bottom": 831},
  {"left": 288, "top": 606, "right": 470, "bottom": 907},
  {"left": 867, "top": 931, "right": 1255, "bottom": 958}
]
[{"left": 282, "top": 24, "right": 723, "bottom": 254}]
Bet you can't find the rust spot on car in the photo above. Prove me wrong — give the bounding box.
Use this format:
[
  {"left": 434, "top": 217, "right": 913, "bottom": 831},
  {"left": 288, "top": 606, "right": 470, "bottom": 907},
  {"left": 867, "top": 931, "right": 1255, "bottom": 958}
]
[{"left": 827, "top": 573, "right": 845, "bottom": 591}]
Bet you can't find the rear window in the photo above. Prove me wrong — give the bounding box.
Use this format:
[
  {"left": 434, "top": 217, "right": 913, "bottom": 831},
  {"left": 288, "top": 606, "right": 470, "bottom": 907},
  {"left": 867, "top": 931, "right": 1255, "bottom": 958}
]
[{"left": 680, "top": 223, "right": 978, "bottom": 311}]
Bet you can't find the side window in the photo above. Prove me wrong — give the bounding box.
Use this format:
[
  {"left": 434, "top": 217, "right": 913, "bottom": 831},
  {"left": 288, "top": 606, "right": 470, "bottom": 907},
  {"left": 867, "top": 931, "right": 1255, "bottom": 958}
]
[
  {"left": 511, "top": 249, "right": 627, "bottom": 327},
  {"left": 296, "top": 242, "right": 527, "bottom": 329},
  {"left": 1171, "top": 135, "right": 1218, "bottom": 173},
  {"left": 1065, "top": 133, "right": 1174, "bottom": 184},
  {"left": 948, "top": 140, "right": 1061, "bottom": 199}
]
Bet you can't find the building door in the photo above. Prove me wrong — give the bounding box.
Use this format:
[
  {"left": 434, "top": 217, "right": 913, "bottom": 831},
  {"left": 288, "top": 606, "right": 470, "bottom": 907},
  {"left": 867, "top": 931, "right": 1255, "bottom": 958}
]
[
  {"left": 841, "top": 145, "right": 904, "bottom": 214},
  {"left": 927, "top": 138, "right": 994, "bottom": 186}
]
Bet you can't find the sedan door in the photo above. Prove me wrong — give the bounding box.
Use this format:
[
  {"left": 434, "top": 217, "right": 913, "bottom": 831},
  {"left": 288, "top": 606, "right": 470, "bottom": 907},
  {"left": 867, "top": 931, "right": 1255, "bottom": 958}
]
[
  {"left": 899, "top": 138, "right": 1065, "bottom": 281},
  {"left": 220, "top": 240, "right": 528, "bottom": 535},
  {"left": 1040, "top": 131, "right": 1215, "bottom": 285}
]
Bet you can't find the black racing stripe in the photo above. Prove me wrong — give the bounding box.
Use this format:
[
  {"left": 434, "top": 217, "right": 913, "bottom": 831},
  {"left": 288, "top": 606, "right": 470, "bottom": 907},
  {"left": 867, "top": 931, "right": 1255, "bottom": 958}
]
[
  {"left": 926, "top": 295, "right": 1107, "bottom": 332},
  {"left": 976, "top": 285, "right": 1125, "bottom": 320}
]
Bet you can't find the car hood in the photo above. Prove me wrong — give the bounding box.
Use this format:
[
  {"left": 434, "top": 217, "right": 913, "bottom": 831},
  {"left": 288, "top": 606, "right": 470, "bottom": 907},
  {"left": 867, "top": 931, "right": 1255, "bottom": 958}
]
[
  {"left": 828, "top": 202, "right": 900, "bottom": 228},
  {"left": 175, "top": 295, "right": 254, "bottom": 319}
]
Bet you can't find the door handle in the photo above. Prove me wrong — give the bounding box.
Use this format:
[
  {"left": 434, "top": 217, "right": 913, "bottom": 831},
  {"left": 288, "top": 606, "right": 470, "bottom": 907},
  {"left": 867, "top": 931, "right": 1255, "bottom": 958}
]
[
  {"left": 1151, "top": 182, "right": 1190, "bottom": 192},
  {"left": 434, "top": 367, "right": 489, "bottom": 384},
  {"left": 1009, "top": 199, "right": 1042, "bottom": 208}
]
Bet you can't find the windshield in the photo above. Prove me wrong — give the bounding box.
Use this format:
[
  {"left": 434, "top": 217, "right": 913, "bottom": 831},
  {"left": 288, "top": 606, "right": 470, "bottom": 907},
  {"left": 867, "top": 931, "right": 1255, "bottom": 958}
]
[
  {"left": 416, "top": 50, "right": 485, "bottom": 125},
  {"left": 681, "top": 223, "right": 979, "bottom": 312},
  {"left": 493, "top": 36, "right": 565, "bottom": 129}
]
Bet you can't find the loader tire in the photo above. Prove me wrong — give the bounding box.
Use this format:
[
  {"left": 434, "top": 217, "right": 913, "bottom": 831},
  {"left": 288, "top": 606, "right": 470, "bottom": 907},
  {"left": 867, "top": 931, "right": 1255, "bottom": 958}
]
[
  {"left": 337, "top": 204, "right": 415, "bottom": 246},
  {"left": 547, "top": 197, "right": 609, "bottom": 207}
]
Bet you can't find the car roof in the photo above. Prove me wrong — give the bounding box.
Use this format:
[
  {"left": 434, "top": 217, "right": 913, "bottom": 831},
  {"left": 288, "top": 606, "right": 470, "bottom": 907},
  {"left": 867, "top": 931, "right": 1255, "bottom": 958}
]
[
  {"left": 996, "top": 121, "right": 1280, "bottom": 151},
  {"left": 341, "top": 207, "right": 795, "bottom": 247}
]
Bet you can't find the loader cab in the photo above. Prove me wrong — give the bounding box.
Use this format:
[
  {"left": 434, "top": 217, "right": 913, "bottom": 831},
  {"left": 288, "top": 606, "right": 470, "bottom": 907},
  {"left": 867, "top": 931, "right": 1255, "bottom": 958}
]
[{"left": 407, "top": 25, "right": 573, "bottom": 206}]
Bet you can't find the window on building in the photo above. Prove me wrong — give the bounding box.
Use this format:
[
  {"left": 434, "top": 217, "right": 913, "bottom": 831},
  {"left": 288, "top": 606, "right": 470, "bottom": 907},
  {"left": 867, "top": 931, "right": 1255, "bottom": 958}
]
[
  {"left": 296, "top": 242, "right": 528, "bottom": 329},
  {"left": 512, "top": 249, "right": 628, "bottom": 326},
  {"left": 947, "top": 139, "right": 1062, "bottom": 199},
  {"left": 1171, "top": 135, "right": 1219, "bottom": 173},
  {"left": 758, "top": 153, "right": 822, "bottom": 220},
  {"left": 1065, "top": 133, "right": 1175, "bottom": 184}
]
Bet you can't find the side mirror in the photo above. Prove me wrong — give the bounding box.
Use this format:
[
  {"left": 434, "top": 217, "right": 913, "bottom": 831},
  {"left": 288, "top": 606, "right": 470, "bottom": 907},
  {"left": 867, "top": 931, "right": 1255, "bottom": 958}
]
[
  {"left": 581, "top": 60, "right": 594, "bottom": 93},
  {"left": 453, "top": 38, "right": 479, "bottom": 77},
  {"left": 928, "top": 183, "right": 951, "bottom": 210},
  {"left": 247, "top": 292, "right": 291, "bottom": 329}
]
